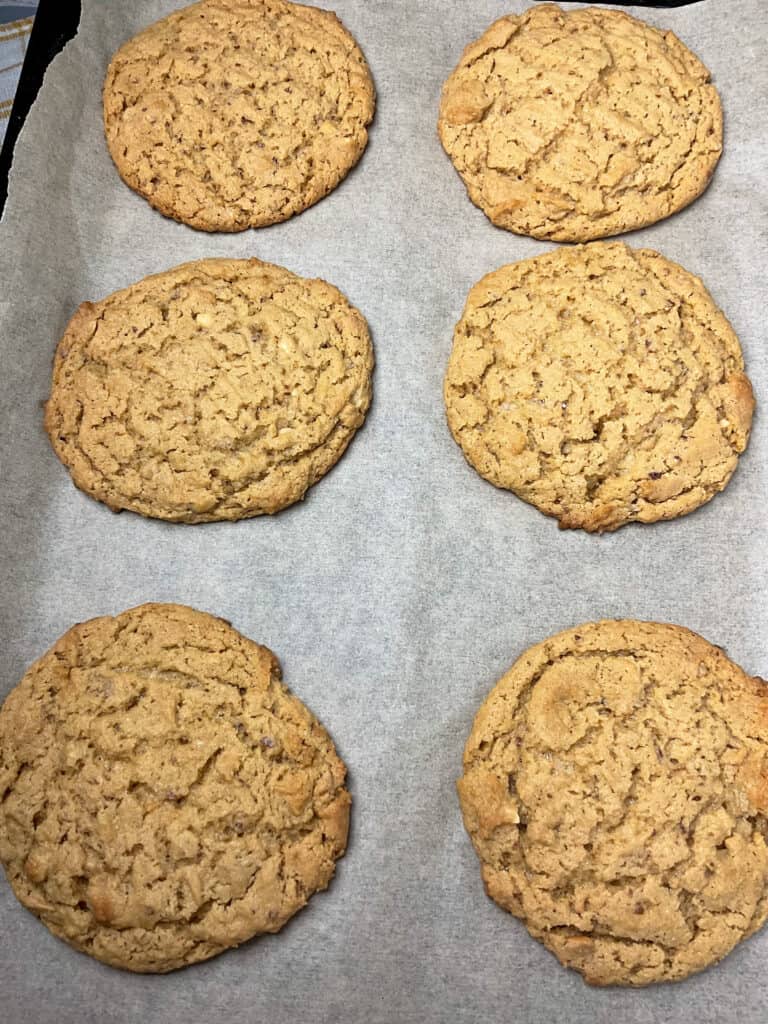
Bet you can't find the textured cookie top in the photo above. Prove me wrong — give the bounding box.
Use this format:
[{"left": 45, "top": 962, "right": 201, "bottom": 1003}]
[
  {"left": 0, "top": 604, "right": 350, "bottom": 972},
  {"left": 444, "top": 242, "right": 753, "bottom": 533},
  {"left": 458, "top": 621, "right": 768, "bottom": 986},
  {"left": 104, "top": 0, "right": 375, "bottom": 231},
  {"left": 45, "top": 258, "right": 373, "bottom": 522},
  {"left": 438, "top": 4, "right": 722, "bottom": 241}
]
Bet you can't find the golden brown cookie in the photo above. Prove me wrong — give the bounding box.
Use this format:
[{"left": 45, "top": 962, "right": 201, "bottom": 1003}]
[
  {"left": 45, "top": 257, "right": 373, "bottom": 522},
  {"left": 438, "top": 4, "right": 722, "bottom": 241},
  {"left": 444, "top": 242, "right": 754, "bottom": 532},
  {"left": 458, "top": 620, "right": 768, "bottom": 986},
  {"left": 0, "top": 604, "right": 351, "bottom": 972},
  {"left": 104, "top": 0, "right": 375, "bottom": 231}
]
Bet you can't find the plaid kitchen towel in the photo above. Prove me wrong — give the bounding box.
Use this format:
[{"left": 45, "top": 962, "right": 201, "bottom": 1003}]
[{"left": 0, "top": 5, "right": 37, "bottom": 147}]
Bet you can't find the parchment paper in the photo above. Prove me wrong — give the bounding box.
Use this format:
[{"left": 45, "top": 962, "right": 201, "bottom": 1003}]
[{"left": 1, "top": 2, "right": 766, "bottom": 1021}]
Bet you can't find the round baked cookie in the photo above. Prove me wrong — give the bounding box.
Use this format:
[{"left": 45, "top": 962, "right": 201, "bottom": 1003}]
[
  {"left": 0, "top": 604, "right": 351, "bottom": 972},
  {"left": 458, "top": 620, "right": 768, "bottom": 986},
  {"left": 45, "top": 258, "right": 373, "bottom": 522},
  {"left": 103, "top": 0, "right": 375, "bottom": 231},
  {"left": 438, "top": 4, "right": 722, "bottom": 241},
  {"left": 444, "top": 242, "right": 754, "bottom": 533}
]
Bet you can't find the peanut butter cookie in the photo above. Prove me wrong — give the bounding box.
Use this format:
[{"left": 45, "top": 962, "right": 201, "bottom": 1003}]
[
  {"left": 444, "top": 242, "right": 754, "bottom": 532},
  {"left": 438, "top": 4, "right": 722, "bottom": 241},
  {"left": 45, "top": 257, "right": 373, "bottom": 522},
  {"left": 458, "top": 620, "right": 768, "bottom": 986},
  {"left": 104, "top": 0, "right": 375, "bottom": 231},
  {"left": 0, "top": 604, "right": 351, "bottom": 972}
]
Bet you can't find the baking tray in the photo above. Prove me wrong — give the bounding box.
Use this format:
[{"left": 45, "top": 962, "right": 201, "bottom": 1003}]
[{"left": 0, "top": 2, "right": 766, "bottom": 1023}]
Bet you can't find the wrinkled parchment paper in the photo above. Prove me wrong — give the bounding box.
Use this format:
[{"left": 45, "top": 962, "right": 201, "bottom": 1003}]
[{"left": 1, "top": 2, "right": 766, "bottom": 1021}]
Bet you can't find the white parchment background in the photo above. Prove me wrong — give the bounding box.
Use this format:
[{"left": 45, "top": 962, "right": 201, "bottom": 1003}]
[{"left": 0, "top": 2, "right": 766, "bottom": 1021}]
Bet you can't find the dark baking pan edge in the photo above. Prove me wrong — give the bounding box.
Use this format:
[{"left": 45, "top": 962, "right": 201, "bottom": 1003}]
[{"left": 0, "top": 0, "right": 82, "bottom": 215}]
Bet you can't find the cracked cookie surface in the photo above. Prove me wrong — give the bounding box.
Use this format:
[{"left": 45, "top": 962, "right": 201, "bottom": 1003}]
[
  {"left": 104, "top": 0, "right": 375, "bottom": 231},
  {"left": 45, "top": 257, "right": 373, "bottom": 522},
  {"left": 0, "top": 603, "right": 350, "bottom": 972},
  {"left": 458, "top": 620, "right": 768, "bottom": 986},
  {"left": 444, "top": 242, "right": 753, "bottom": 532},
  {"left": 438, "top": 4, "right": 722, "bottom": 241}
]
